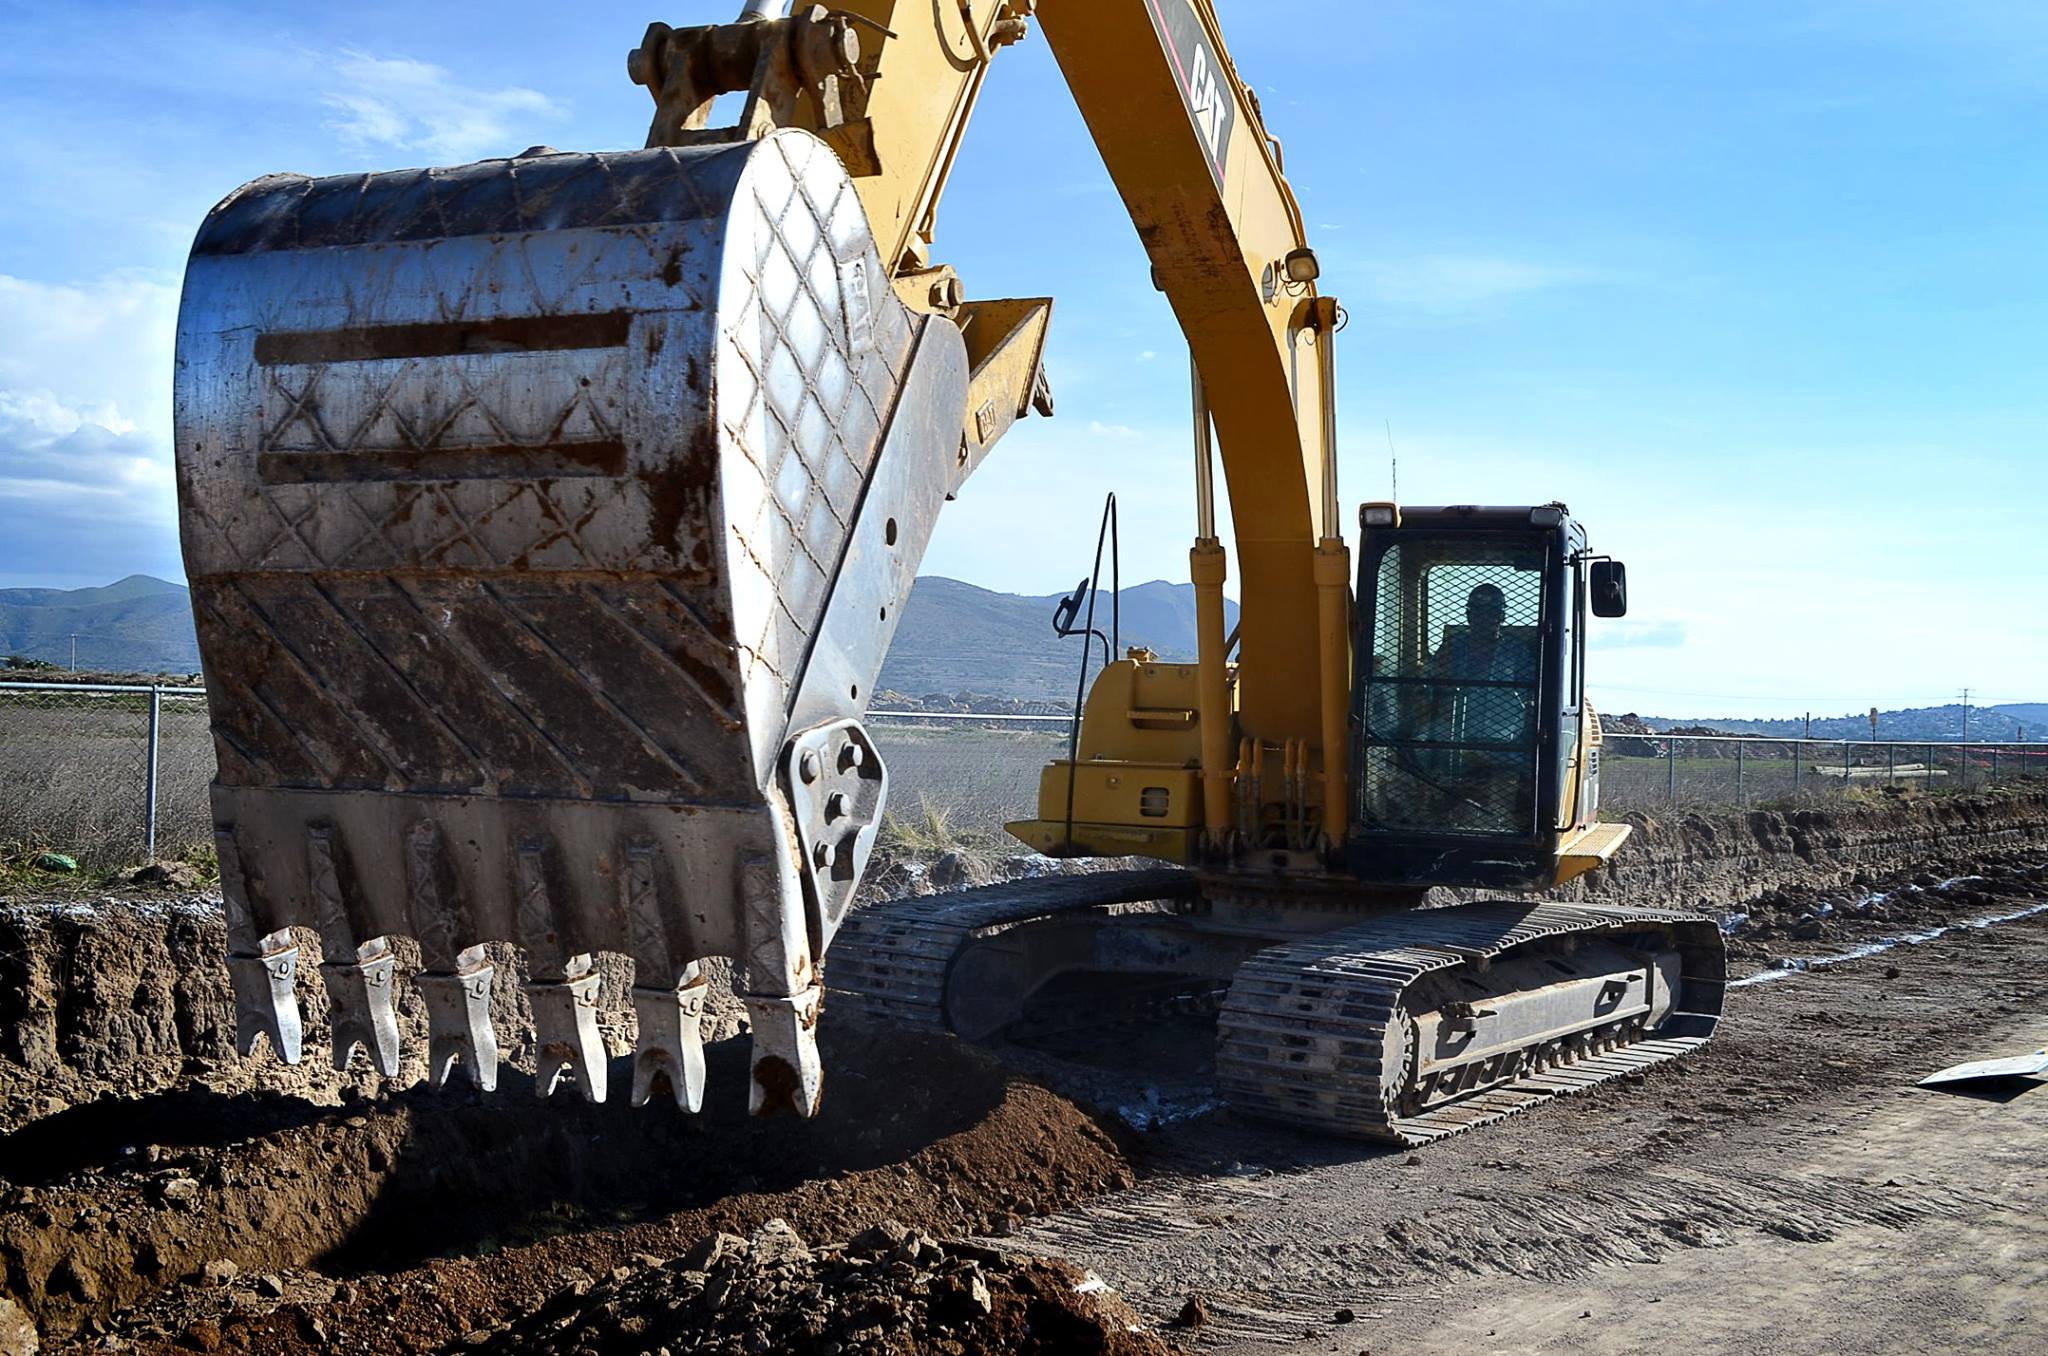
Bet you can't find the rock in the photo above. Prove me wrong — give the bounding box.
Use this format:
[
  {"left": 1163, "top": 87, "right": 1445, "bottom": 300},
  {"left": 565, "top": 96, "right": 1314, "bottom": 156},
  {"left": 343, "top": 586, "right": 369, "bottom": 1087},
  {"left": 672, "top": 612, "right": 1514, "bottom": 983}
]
[
  {"left": 1177, "top": 1295, "right": 1211, "bottom": 1328},
  {"left": 681, "top": 1232, "right": 749, "bottom": 1273},
  {"left": 125, "top": 861, "right": 204, "bottom": 890},
  {"left": 160, "top": 1177, "right": 200, "bottom": 1206},
  {"left": 0, "top": 1297, "right": 37, "bottom": 1355},
  {"left": 181, "top": 1319, "right": 223, "bottom": 1353},
  {"left": 46, "top": 1257, "right": 95, "bottom": 1303},
  {"left": 202, "top": 1258, "right": 240, "bottom": 1286},
  {"left": 847, "top": 1219, "right": 912, "bottom": 1259},
  {"left": 930, "top": 852, "right": 967, "bottom": 888},
  {"left": 1335, "top": 1306, "right": 1357, "bottom": 1323},
  {"left": 749, "top": 1219, "right": 811, "bottom": 1268},
  {"left": 255, "top": 1273, "right": 286, "bottom": 1298}
]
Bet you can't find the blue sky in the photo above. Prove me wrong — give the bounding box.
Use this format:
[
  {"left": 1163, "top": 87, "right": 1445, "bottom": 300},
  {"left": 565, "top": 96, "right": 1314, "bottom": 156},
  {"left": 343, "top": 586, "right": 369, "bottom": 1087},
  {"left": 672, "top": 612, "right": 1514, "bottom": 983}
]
[{"left": 0, "top": 1, "right": 2042, "bottom": 718}]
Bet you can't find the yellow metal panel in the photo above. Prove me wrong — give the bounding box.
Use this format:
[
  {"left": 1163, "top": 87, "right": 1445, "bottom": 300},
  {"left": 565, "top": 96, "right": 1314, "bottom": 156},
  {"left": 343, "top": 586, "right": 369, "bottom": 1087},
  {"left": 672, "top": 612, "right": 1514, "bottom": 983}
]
[
  {"left": 1006, "top": 818, "right": 1196, "bottom": 865},
  {"left": 1555, "top": 821, "right": 1632, "bottom": 887}
]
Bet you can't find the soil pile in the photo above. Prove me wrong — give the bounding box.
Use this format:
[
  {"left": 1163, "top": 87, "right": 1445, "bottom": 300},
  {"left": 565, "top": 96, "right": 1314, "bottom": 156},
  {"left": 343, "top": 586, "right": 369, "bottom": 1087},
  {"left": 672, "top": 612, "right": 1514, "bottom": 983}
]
[
  {"left": 468, "top": 1217, "right": 1166, "bottom": 1356},
  {"left": 1559, "top": 785, "right": 2048, "bottom": 916},
  {"left": 1720, "top": 851, "right": 2048, "bottom": 959},
  {"left": 0, "top": 1030, "right": 1133, "bottom": 1348}
]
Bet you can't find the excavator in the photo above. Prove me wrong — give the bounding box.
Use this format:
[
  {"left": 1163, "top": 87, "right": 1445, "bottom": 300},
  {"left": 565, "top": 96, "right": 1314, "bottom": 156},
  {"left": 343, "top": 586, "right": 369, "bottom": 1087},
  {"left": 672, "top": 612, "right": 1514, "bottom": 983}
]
[{"left": 172, "top": 0, "right": 1724, "bottom": 1144}]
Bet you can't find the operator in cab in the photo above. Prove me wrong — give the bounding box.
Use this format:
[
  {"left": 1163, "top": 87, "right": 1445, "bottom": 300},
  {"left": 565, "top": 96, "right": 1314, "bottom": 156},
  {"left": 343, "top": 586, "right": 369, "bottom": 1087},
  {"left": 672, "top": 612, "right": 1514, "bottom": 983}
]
[{"left": 1429, "top": 583, "right": 1538, "bottom": 691}]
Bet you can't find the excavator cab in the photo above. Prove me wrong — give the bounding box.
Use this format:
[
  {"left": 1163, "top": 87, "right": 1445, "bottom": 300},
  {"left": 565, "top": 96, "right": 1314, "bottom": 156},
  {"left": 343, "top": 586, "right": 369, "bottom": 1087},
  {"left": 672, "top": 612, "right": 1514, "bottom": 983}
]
[{"left": 1349, "top": 503, "right": 1621, "bottom": 891}]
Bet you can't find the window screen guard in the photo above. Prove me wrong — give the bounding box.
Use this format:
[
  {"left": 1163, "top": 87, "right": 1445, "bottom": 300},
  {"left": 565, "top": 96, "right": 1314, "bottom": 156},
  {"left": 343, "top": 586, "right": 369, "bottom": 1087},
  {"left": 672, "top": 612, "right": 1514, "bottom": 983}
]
[{"left": 1354, "top": 535, "right": 1549, "bottom": 838}]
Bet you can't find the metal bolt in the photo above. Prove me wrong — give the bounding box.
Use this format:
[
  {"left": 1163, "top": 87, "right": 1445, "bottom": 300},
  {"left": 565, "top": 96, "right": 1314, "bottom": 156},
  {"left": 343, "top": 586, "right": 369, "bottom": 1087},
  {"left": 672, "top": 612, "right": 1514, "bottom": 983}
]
[
  {"left": 812, "top": 840, "right": 836, "bottom": 869},
  {"left": 839, "top": 743, "right": 864, "bottom": 771},
  {"left": 825, "top": 791, "right": 848, "bottom": 821},
  {"left": 798, "top": 749, "right": 821, "bottom": 783}
]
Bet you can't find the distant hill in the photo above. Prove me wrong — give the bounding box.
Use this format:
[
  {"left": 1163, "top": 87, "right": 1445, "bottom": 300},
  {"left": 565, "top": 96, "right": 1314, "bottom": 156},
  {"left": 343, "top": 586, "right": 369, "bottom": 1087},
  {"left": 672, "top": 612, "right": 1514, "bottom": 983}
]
[
  {"left": 12, "top": 573, "right": 2035, "bottom": 729},
  {"left": 0, "top": 572, "right": 1233, "bottom": 700},
  {"left": 877, "top": 576, "right": 1238, "bottom": 702},
  {"left": 1629, "top": 702, "right": 2046, "bottom": 744},
  {"left": 0, "top": 575, "right": 200, "bottom": 673}
]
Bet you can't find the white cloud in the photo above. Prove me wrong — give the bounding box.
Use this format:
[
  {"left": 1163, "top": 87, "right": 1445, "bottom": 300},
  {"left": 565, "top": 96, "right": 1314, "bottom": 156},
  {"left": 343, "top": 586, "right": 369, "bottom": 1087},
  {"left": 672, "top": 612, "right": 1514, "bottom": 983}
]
[
  {"left": 0, "top": 272, "right": 184, "bottom": 583},
  {"left": 1084, "top": 420, "right": 1145, "bottom": 441},
  {"left": 321, "top": 51, "right": 564, "bottom": 164},
  {"left": 1348, "top": 254, "right": 1610, "bottom": 316}
]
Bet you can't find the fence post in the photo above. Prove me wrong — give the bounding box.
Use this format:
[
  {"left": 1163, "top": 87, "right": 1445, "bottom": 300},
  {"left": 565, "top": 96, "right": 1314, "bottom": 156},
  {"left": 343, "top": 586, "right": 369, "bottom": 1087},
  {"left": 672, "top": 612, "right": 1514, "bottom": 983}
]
[
  {"left": 1926, "top": 744, "right": 1934, "bottom": 791},
  {"left": 1887, "top": 742, "right": 1895, "bottom": 787},
  {"left": 144, "top": 686, "right": 162, "bottom": 862},
  {"left": 1736, "top": 739, "right": 1746, "bottom": 807},
  {"left": 1667, "top": 739, "right": 1677, "bottom": 802},
  {"left": 1962, "top": 744, "right": 1970, "bottom": 790},
  {"left": 1991, "top": 748, "right": 1999, "bottom": 784},
  {"left": 1793, "top": 739, "right": 1803, "bottom": 798},
  {"left": 1842, "top": 740, "right": 1851, "bottom": 796}
]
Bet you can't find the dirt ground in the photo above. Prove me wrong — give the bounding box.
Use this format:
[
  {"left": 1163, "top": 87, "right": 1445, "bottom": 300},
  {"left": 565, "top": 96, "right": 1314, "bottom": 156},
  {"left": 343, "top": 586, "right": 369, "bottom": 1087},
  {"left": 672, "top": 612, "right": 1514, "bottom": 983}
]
[
  {"left": 1001, "top": 851, "right": 2048, "bottom": 1354},
  {"left": 1, "top": 790, "right": 2045, "bottom": 1354}
]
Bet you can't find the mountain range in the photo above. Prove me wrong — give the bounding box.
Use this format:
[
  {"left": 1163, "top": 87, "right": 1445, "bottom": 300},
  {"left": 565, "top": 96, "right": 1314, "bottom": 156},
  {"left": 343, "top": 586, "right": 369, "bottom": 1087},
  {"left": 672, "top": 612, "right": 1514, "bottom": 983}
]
[
  {"left": 0, "top": 573, "right": 1231, "bottom": 702},
  {"left": 875, "top": 575, "right": 1236, "bottom": 701},
  {"left": 4, "top": 575, "right": 2036, "bottom": 742},
  {"left": 1630, "top": 704, "right": 2047, "bottom": 744},
  {"left": 0, "top": 575, "right": 202, "bottom": 673}
]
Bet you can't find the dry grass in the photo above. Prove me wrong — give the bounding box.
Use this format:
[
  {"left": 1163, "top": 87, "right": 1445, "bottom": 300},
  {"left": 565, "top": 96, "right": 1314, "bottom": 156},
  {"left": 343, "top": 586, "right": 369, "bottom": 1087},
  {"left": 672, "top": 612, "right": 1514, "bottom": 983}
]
[{"left": 0, "top": 692, "right": 214, "bottom": 874}]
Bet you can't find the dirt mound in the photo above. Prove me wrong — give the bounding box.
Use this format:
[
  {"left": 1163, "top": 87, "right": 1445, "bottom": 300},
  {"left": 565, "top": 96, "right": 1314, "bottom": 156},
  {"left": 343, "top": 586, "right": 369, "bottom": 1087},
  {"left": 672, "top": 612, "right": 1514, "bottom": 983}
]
[
  {"left": 0, "top": 1024, "right": 1132, "bottom": 1348},
  {"left": 1561, "top": 787, "right": 2048, "bottom": 917},
  {"left": 1719, "top": 851, "right": 2048, "bottom": 961},
  {"left": 463, "top": 1217, "right": 1166, "bottom": 1356}
]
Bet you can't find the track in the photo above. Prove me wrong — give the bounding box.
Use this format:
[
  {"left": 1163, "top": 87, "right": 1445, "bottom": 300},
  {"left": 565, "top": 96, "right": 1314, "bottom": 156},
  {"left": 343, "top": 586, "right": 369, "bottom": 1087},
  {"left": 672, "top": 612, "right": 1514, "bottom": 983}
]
[
  {"left": 834, "top": 874, "right": 1726, "bottom": 1147},
  {"left": 1217, "top": 901, "right": 1725, "bottom": 1144},
  {"left": 825, "top": 868, "right": 1197, "bottom": 1028}
]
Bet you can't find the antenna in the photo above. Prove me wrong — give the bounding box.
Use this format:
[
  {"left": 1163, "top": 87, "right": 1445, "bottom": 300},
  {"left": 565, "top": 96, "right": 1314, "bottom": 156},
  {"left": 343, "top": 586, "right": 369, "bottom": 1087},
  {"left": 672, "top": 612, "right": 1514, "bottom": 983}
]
[{"left": 1384, "top": 418, "right": 1397, "bottom": 500}]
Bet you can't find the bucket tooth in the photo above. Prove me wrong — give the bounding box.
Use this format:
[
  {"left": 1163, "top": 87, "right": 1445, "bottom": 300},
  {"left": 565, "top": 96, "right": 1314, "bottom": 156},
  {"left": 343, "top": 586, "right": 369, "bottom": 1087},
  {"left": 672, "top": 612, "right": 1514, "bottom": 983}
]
[
  {"left": 416, "top": 947, "right": 501, "bottom": 1092},
  {"left": 744, "top": 984, "right": 824, "bottom": 1118},
  {"left": 632, "top": 965, "right": 709, "bottom": 1111},
  {"left": 227, "top": 930, "right": 303, "bottom": 1063},
  {"left": 306, "top": 822, "right": 401, "bottom": 1075},
  {"left": 219, "top": 828, "right": 303, "bottom": 1061},
  {"left": 323, "top": 940, "right": 403, "bottom": 1075},
  {"left": 530, "top": 957, "right": 607, "bottom": 1102}
]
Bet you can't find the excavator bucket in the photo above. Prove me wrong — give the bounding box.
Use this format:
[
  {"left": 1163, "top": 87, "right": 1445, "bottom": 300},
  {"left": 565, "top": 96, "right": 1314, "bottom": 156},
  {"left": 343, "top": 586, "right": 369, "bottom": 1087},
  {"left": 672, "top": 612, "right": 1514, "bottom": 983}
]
[{"left": 173, "top": 129, "right": 972, "bottom": 1114}]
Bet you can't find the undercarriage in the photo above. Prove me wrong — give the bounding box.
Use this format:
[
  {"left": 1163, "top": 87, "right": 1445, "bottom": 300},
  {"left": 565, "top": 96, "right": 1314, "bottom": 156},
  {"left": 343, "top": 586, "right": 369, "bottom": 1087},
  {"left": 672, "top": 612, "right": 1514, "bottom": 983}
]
[{"left": 828, "top": 870, "right": 1725, "bottom": 1143}]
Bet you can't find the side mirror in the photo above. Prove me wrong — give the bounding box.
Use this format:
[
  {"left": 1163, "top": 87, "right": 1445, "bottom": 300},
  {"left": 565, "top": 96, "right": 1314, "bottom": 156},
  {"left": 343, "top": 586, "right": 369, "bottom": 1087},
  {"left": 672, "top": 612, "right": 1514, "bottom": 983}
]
[
  {"left": 1590, "top": 560, "right": 1628, "bottom": 618},
  {"left": 1051, "top": 577, "right": 1090, "bottom": 635}
]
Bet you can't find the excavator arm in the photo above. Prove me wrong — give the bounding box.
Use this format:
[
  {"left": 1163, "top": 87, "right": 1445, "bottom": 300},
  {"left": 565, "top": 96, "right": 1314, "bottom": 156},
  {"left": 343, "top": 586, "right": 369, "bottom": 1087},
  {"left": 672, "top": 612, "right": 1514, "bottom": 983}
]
[{"left": 628, "top": 0, "right": 1351, "bottom": 852}]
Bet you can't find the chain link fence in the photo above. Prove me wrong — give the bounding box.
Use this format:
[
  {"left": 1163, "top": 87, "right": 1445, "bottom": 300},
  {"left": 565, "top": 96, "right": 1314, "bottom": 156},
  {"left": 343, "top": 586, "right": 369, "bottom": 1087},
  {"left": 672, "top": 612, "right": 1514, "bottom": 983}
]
[
  {"left": 1599, "top": 732, "right": 2048, "bottom": 810},
  {"left": 3, "top": 690, "right": 2042, "bottom": 869},
  {"left": 865, "top": 714, "right": 2048, "bottom": 831},
  {"left": 0, "top": 682, "right": 213, "bottom": 869}
]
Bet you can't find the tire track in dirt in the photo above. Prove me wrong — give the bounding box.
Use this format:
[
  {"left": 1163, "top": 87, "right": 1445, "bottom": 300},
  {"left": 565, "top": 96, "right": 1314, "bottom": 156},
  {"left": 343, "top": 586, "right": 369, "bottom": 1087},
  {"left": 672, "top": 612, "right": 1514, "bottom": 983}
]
[{"left": 991, "top": 863, "right": 2048, "bottom": 1347}]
